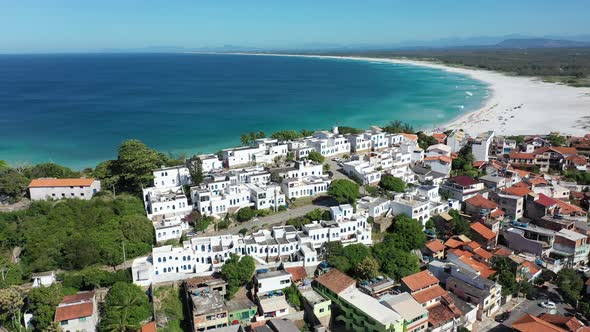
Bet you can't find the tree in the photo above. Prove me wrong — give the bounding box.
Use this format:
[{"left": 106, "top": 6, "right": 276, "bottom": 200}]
[
  {"left": 220, "top": 255, "right": 255, "bottom": 298},
  {"left": 236, "top": 207, "right": 256, "bottom": 222},
  {"left": 342, "top": 244, "right": 372, "bottom": 267},
  {"left": 0, "top": 168, "right": 29, "bottom": 203},
  {"left": 115, "top": 139, "right": 167, "bottom": 194},
  {"left": 517, "top": 280, "right": 533, "bottom": 298},
  {"left": 100, "top": 282, "right": 152, "bottom": 332},
  {"left": 189, "top": 157, "right": 204, "bottom": 186},
  {"left": 382, "top": 121, "right": 414, "bottom": 134},
  {"left": 328, "top": 179, "right": 360, "bottom": 205},
  {"left": 557, "top": 268, "right": 584, "bottom": 303},
  {"left": 307, "top": 151, "right": 325, "bottom": 163},
  {"left": 240, "top": 133, "right": 252, "bottom": 146},
  {"left": 29, "top": 163, "right": 79, "bottom": 179},
  {"left": 449, "top": 209, "right": 470, "bottom": 235},
  {"left": 497, "top": 270, "right": 517, "bottom": 296},
  {"left": 374, "top": 246, "right": 420, "bottom": 280},
  {"left": 300, "top": 129, "right": 314, "bottom": 137},
  {"left": 379, "top": 174, "right": 406, "bottom": 192},
  {"left": 323, "top": 163, "right": 330, "bottom": 173},
  {"left": 354, "top": 257, "right": 380, "bottom": 280},
  {"left": 417, "top": 132, "right": 439, "bottom": 150},
  {"left": 390, "top": 215, "right": 426, "bottom": 250},
  {"left": 271, "top": 130, "right": 301, "bottom": 142},
  {"left": 425, "top": 218, "right": 436, "bottom": 231},
  {"left": 283, "top": 284, "right": 303, "bottom": 309},
  {"left": 0, "top": 286, "right": 25, "bottom": 332},
  {"left": 28, "top": 284, "right": 64, "bottom": 331},
  {"left": 547, "top": 134, "right": 566, "bottom": 146}
]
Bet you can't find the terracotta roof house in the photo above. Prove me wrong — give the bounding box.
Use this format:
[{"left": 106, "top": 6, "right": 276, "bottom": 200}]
[
  {"left": 54, "top": 291, "right": 98, "bottom": 332},
  {"left": 470, "top": 222, "right": 498, "bottom": 249},
  {"left": 29, "top": 178, "right": 101, "bottom": 201},
  {"left": 314, "top": 269, "right": 356, "bottom": 295},
  {"left": 424, "top": 240, "right": 446, "bottom": 260},
  {"left": 512, "top": 313, "right": 569, "bottom": 332},
  {"left": 285, "top": 266, "right": 307, "bottom": 283},
  {"left": 401, "top": 270, "right": 440, "bottom": 293},
  {"left": 465, "top": 194, "right": 505, "bottom": 221}
]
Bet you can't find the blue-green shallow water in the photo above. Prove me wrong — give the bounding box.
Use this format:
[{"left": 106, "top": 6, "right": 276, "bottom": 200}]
[{"left": 0, "top": 53, "right": 489, "bottom": 169}]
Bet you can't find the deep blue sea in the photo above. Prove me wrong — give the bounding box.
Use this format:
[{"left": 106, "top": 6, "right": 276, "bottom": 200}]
[{"left": 0, "top": 53, "right": 489, "bottom": 169}]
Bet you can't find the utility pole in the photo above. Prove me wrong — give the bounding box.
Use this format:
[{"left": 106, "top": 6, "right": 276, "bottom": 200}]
[
  {"left": 0, "top": 268, "right": 10, "bottom": 281},
  {"left": 112, "top": 184, "right": 116, "bottom": 199},
  {"left": 122, "top": 241, "right": 126, "bottom": 263}
]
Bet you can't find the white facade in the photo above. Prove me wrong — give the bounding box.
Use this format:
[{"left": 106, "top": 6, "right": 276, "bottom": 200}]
[
  {"left": 276, "top": 160, "right": 323, "bottom": 180},
  {"left": 28, "top": 178, "right": 101, "bottom": 201},
  {"left": 446, "top": 130, "right": 468, "bottom": 153},
  {"left": 357, "top": 197, "right": 391, "bottom": 218},
  {"left": 390, "top": 194, "right": 431, "bottom": 225},
  {"left": 425, "top": 144, "right": 452, "bottom": 158},
  {"left": 55, "top": 292, "right": 99, "bottom": 332},
  {"left": 423, "top": 157, "right": 452, "bottom": 176},
  {"left": 472, "top": 131, "right": 495, "bottom": 162},
  {"left": 154, "top": 215, "right": 190, "bottom": 243},
  {"left": 143, "top": 186, "right": 192, "bottom": 220},
  {"left": 255, "top": 270, "right": 292, "bottom": 295},
  {"left": 134, "top": 205, "right": 372, "bottom": 285},
  {"left": 196, "top": 154, "right": 223, "bottom": 172},
  {"left": 280, "top": 176, "right": 330, "bottom": 199},
  {"left": 246, "top": 183, "right": 286, "bottom": 211},
  {"left": 342, "top": 160, "right": 381, "bottom": 185},
  {"left": 191, "top": 184, "right": 251, "bottom": 216},
  {"left": 307, "top": 130, "right": 351, "bottom": 156},
  {"left": 31, "top": 271, "right": 56, "bottom": 288},
  {"left": 153, "top": 165, "right": 191, "bottom": 189},
  {"left": 345, "top": 134, "right": 372, "bottom": 152},
  {"left": 222, "top": 138, "right": 288, "bottom": 168}
]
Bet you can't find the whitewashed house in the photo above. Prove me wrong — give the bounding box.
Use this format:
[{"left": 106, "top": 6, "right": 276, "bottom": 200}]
[
  {"left": 54, "top": 292, "right": 99, "bottom": 332},
  {"left": 446, "top": 129, "right": 468, "bottom": 153},
  {"left": 472, "top": 131, "right": 495, "bottom": 162},
  {"left": 31, "top": 271, "right": 56, "bottom": 288},
  {"left": 143, "top": 186, "right": 192, "bottom": 220},
  {"left": 280, "top": 176, "right": 330, "bottom": 199},
  {"left": 28, "top": 178, "right": 101, "bottom": 201},
  {"left": 196, "top": 154, "right": 223, "bottom": 172},
  {"left": 154, "top": 215, "right": 190, "bottom": 243},
  {"left": 246, "top": 183, "right": 286, "bottom": 211},
  {"left": 425, "top": 144, "right": 452, "bottom": 158},
  {"left": 153, "top": 165, "right": 191, "bottom": 189},
  {"left": 307, "top": 128, "right": 351, "bottom": 157}
]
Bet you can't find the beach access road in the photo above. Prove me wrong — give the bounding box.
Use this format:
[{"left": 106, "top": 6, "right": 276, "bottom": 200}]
[{"left": 210, "top": 201, "right": 331, "bottom": 235}]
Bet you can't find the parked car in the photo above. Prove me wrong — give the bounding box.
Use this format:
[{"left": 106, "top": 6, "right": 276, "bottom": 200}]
[
  {"left": 495, "top": 312, "right": 511, "bottom": 323},
  {"left": 577, "top": 266, "right": 590, "bottom": 273},
  {"left": 540, "top": 301, "right": 556, "bottom": 309}
]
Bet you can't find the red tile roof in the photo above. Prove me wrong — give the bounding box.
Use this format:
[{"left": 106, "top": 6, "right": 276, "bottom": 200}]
[
  {"left": 448, "top": 176, "right": 479, "bottom": 186},
  {"left": 402, "top": 270, "right": 439, "bottom": 292},
  {"left": 424, "top": 156, "right": 452, "bottom": 164},
  {"left": 140, "top": 322, "right": 157, "bottom": 332},
  {"left": 539, "top": 314, "right": 585, "bottom": 332},
  {"left": 502, "top": 186, "right": 532, "bottom": 197},
  {"left": 493, "top": 247, "right": 513, "bottom": 257},
  {"left": 510, "top": 151, "right": 535, "bottom": 160},
  {"left": 412, "top": 285, "right": 447, "bottom": 304},
  {"left": 401, "top": 133, "right": 418, "bottom": 141},
  {"left": 62, "top": 291, "right": 95, "bottom": 304},
  {"left": 55, "top": 302, "right": 94, "bottom": 322},
  {"left": 29, "top": 178, "right": 95, "bottom": 188},
  {"left": 473, "top": 247, "right": 493, "bottom": 260},
  {"left": 490, "top": 209, "right": 505, "bottom": 218},
  {"left": 472, "top": 161, "right": 486, "bottom": 168},
  {"left": 285, "top": 267, "right": 307, "bottom": 282},
  {"left": 512, "top": 313, "right": 568, "bottom": 332},
  {"left": 536, "top": 194, "right": 558, "bottom": 207},
  {"left": 550, "top": 147, "right": 578, "bottom": 155},
  {"left": 427, "top": 303, "right": 457, "bottom": 328},
  {"left": 470, "top": 222, "right": 497, "bottom": 241},
  {"left": 566, "top": 155, "right": 588, "bottom": 166},
  {"left": 432, "top": 133, "right": 447, "bottom": 143},
  {"left": 465, "top": 194, "right": 498, "bottom": 209},
  {"left": 315, "top": 269, "right": 356, "bottom": 295},
  {"left": 444, "top": 238, "right": 466, "bottom": 249},
  {"left": 522, "top": 261, "right": 541, "bottom": 276},
  {"left": 425, "top": 240, "right": 446, "bottom": 253},
  {"left": 554, "top": 199, "right": 585, "bottom": 215},
  {"left": 513, "top": 181, "right": 532, "bottom": 188}
]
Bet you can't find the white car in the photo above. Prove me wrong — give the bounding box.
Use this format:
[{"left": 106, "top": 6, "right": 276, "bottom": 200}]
[
  {"left": 540, "top": 301, "right": 556, "bottom": 309},
  {"left": 578, "top": 266, "right": 590, "bottom": 273}
]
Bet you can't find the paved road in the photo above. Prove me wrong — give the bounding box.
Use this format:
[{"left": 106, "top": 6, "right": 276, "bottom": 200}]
[{"left": 210, "top": 203, "right": 330, "bottom": 235}]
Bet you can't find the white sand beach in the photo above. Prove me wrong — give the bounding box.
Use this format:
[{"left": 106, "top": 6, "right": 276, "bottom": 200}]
[{"left": 248, "top": 53, "right": 590, "bottom": 137}]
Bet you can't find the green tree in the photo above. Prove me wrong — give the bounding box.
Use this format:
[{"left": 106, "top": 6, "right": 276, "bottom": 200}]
[
  {"left": 425, "top": 218, "right": 436, "bottom": 231},
  {"left": 189, "top": 157, "right": 204, "bottom": 186},
  {"left": 342, "top": 244, "right": 372, "bottom": 267},
  {"left": 115, "top": 139, "right": 168, "bottom": 194},
  {"left": 449, "top": 209, "right": 470, "bottom": 235},
  {"left": 390, "top": 215, "right": 426, "bottom": 250},
  {"left": 417, "top": 132, "right": 439, "bottom": 150},
  {"left": 236, "top": 207, "right": 256, "bottom": 222},
  {"left": 374, "top": 246, "right": 420, "bottom": 280},
  {"left": 323, "top": 163, "right": 330, "bottom": 173},
  {"left": 240, "top": 133, "right": 252, "bottom": 146},
  {"left": 547, "top": 134, "right": 566, "bottom": 146},
  {"left": 220, "top": 255, "right": 255, "bottom": 299},
  {"left": 29, "top": 163, "right": 79, "bottom": 179},
  {"left": 353, "top": 256, "right": 380, "bottom": 280},
  {"left": 100, "top": 282, "right": 152, "bottom": 332},
  {"left": 0, "top": 168, "right": 29, "bottom": 203},
  {"left": 0, "top": 286, "right": 25, "bottom": 332},
  {"left": 379, "top": 174, "right": 406, "bottom": 192},
  {"left": 300, "top": 129, "right": 314, "bottom": 137},
  {"left": 328, "top": 179, "right": 360, "bottom": 205},
  {"left": 283, "top": 284, "right": 303, "bottom": 309},
  {"left": 307, "top": 151, "right": 325, "bottom": 163},
  {"left": 382, "top": 121, "right": 414, "bottom": 134},
  {"left": 271, "top": 130, "right": 301, "bottom": 142},
  {"left": 557, "top": 268, "right": 584, "bottom": 303},
  {"left": 28, "top": 284, "right": 64, "bottom": 331}
]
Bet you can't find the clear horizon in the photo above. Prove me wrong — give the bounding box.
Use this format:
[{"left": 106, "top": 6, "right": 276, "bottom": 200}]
[{"left": 1, "top": 0, "right": 590, "bottom": 53}]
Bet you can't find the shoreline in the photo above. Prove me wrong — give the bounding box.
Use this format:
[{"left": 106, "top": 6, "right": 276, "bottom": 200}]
[{"left": 229, "top": 52, "right": 590, "bottom": 137}]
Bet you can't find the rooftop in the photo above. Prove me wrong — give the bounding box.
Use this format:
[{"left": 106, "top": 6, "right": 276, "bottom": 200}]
[
  {"left": 301, "top": 289, "right": 329, "bottom": 305},
  {"left": 315, "top": 269, "right": 356, "bottom": 295},
  {"left": 470, "top": 222, "right": 497, "bottom": 241},
  {"left": 512, "top": 313, "right": 568, "bottom": 332},
  {"left": 401, "top": 270, "right": 439, "bottom": 292},
  {"left": 381, "top": 292, "right": 427, "bottom": 321},
  {"left": 29, "top": 178, "right": 95, "bottom": 188},
  {"left": 339, "top": 287, "right": 401, "bottom": 326},
  {"left": 465, "top": 194, "right": 498, "bottom": 209},
  {"left": 447, "top": 176, "right": 479, "bottom": 187}
]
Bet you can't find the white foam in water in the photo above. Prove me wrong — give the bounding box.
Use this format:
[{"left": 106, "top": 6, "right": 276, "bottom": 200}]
[{"left": 465, "top": 91, "right": 473, "bottom": 96}]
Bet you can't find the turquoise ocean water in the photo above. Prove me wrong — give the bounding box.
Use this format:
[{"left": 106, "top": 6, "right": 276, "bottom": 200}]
[{"left": 0, "top": 53, "right": 489, "bottom": 169}]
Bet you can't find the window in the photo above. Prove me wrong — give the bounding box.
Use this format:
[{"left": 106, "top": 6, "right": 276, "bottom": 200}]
[
  {"left": 60, "top": 321, "right": 68, "bottom": 326},
  {"left": 79, "top": 317, "right": 87, "bottom": 322}
]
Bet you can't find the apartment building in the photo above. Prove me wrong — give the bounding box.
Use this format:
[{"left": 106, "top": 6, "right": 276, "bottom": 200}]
[
  {"left": 153, "top": 165, "right": 191, "bottom": 188},
  {"left": 471, "top": 131, "right": 495, "bottom": 162},
  {"left": 143, "top": 186, "right": 192, "bottom": 220},
  {"left": 280, "top": 176, "right": 329, "bottom": 199}
]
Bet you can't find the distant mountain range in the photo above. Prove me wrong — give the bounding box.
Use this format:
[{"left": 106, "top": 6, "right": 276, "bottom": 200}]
[{"left": 99, "top": 34, "right": 590, "bottom": 53}]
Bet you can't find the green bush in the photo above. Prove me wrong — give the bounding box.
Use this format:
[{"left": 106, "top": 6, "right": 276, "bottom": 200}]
[{"left": 236, "top": 207, "right": 256, "bottom": 222}]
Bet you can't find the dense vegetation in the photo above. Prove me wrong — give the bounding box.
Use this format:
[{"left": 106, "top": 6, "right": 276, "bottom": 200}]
[
  {"left": 100, "top": 282, "right": 152, "bottom": 332},
  {"left": 328, "top": 179, "right": 360, "bottom": 204},
  {"left": 325, "top": 214, "right": 423, "bottom": 281},
  {"left": 324, "top": 47, "right": 590, "bottom": 87},
  {"left": 220, "top": 254, "right": 256, "bottom": 299},
  {"left": 0, "top": 195, "right": 153, "bottom": 280},
  {"left": 378, "top": 174, "right": 406, "bottom": 192}
]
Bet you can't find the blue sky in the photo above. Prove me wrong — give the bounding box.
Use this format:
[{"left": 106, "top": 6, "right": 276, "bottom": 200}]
[{"left": 1, "top": 1, "right": 589, "bottom": 52}]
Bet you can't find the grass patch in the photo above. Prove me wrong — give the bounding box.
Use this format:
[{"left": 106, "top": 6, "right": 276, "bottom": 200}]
[{"left": 154, "top": 285, "right": 187, "bottom": 332}]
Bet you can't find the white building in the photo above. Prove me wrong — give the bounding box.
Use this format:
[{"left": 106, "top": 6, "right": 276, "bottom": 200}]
[
  {"left": 191, "top": 184, "right": 251, "bottom": 216},
  {"left": 307, "top": 128, "right": 351, "bottom": 157},
  {"left": 255, "top": 270, "right": 292, "bottom": 295},
  {"left": 221, "top": 138, "right": 288, "bottom": 168},
  {"left": 425, "top": 144, "right": 452, "bottom": 158},
  {"left": 345, "top": 133, "right": 372, "bottom": 153},
  {"left": 246, "top": 183, "right": 286, "bottom": 211},
  {"left": 390, "top": 193, "right": 432, "bottom": 225},
  {"left": 446, "top": 129, "right": 468, "bottom": 153},
  {"left": 54, "top": 292, "right": 99, "bottom": 332},
  {"left": 28, "top": 178, "right": 101, "bottom": 201},
  {"left": 280, "top": 176, "right": 330, "bottom": 199},
  {"left": 153, "top": 165, "right": 191, "bottom": 189},
  {"left": 357, "top": 197, "right": 392, "bottom": 218},
  {"left": 154, "top": 215, "right": 190, "bottom": 243},
  {"left": 196, "top": 154, "right": 223, "bottom": 173},
  {"left": 31, "top": 271, "right": 56, "bottom": 288},
  {"left": 143, "top": 186, "right": 192, "bottom": 220},
  {"left": 274, "top": 160, "right": 323, "bottom": 180},
  {"left": 134, "top": 205, "right": 372, "bottom": 285},
  {"left": 472, "top": 131, "right": 495, "bottom": 162},
  {"left": 342, "top": 160, "right": 381, "bottom": 185},
  {"left": 423, "top": 156, "right": 452, "bottom": 176}
]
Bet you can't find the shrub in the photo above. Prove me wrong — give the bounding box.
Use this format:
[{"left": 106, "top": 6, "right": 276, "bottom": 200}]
[{"left": 237, "top": 207, "right": 256, "bottom": 222}]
